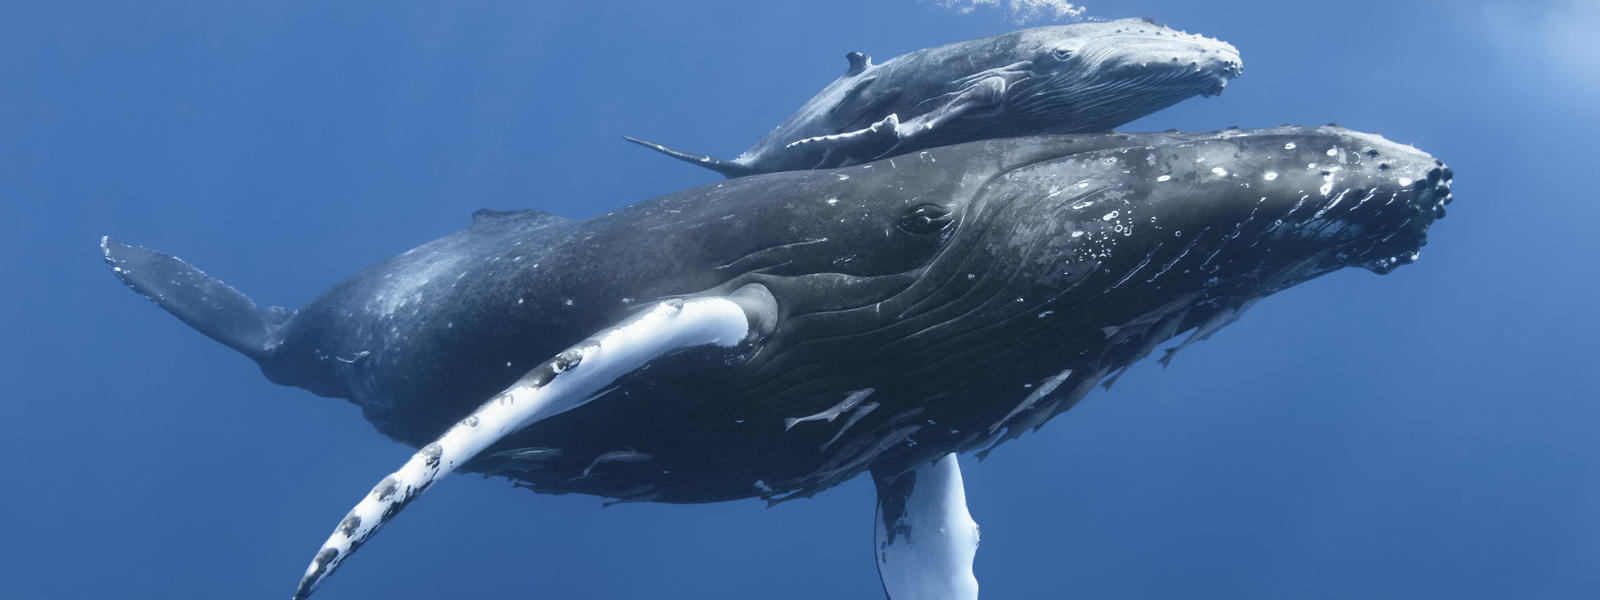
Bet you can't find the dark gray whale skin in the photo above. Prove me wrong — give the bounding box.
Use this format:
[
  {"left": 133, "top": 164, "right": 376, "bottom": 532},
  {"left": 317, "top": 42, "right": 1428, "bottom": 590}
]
[
  {"left": 628, "top": 18, "right": 1242, "bottom": 177},
  {"left": 104, "top": 126, "right": 1451, "bottom": 505}
]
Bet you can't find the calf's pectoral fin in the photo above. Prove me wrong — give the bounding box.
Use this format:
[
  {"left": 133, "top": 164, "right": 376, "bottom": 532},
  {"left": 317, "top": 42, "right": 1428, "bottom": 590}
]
[
  {"left": 784, "top": 113, "right": 903, "bottom": 169},
  {"left": 291, "top": 286, "right": 777, "bottom": 600},
  {"left": 872, "top": 453, "right": 980, "bottom": 600},
  {"left": 880, "top": 76, "right": 1007, "bottom": 159}
]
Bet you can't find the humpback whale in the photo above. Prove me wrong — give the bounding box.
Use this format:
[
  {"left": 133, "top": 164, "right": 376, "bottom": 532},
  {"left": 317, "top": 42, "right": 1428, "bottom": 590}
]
[
  {"left": 627, "top": 18, "right": 1242, "bottom": 177},
  {"left": 103, "top": 126, "right": 1451, "bottom": 599}
]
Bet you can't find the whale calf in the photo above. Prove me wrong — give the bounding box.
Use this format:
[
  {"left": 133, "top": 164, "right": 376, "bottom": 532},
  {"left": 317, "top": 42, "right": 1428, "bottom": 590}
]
[
  {"left": 627, "top": 18, "right": 1242, "bottom": 177},
  {"left": 104, "top": 126, "right": 1450, "bottom": 598}
]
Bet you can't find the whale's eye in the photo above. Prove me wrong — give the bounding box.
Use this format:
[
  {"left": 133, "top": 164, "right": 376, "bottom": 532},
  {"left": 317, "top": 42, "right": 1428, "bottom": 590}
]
[
  {"left": 1051, "top": 47, "right": 1073, "bottom": 61},
  {"left": 899, "top": 203, "right": 954, "bottom": 234}
]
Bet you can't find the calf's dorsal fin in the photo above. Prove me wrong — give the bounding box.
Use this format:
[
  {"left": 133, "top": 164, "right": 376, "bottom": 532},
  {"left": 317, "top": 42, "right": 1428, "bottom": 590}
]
[{"left": 846, "top": 51, "right": 873, "bottom": 76}]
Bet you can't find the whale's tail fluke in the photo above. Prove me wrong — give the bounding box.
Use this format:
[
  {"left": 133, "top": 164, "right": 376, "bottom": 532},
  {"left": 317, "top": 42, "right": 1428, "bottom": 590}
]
[
  {"left": 622, "top": 135, "right": 759, "bottom": 179},
  {"left": 101, "top": 236, "right": 289, "bottom": 362}
]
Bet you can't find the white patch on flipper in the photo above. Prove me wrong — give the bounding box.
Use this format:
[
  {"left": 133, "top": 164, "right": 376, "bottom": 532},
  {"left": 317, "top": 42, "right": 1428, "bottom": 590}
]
[
  {"left": 292, "top": 296, "right": 751, "bottom": 600},
  {"left": 785, "top": 114, "right": 900, "bottom": 149},
  {"left": 874, "top": 453, "right": 980, "bottom": 600},
  {"left": 784, "top": 388, "right": 876, "bottom": 431}
]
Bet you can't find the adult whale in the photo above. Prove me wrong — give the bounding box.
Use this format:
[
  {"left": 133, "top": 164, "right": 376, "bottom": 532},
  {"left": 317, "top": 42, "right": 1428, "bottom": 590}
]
[
  {"left": 627, "top": 18, "right": 1243, "bottom": 177},
  {"left": 103, "top": 126, "right": 1450, "bottom": 599}
]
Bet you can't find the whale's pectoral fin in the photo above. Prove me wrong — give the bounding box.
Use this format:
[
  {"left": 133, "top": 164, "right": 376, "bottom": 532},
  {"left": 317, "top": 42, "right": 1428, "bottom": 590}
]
[
  {"left": 832, "top": 83, "right": 904, "bottom": 133},
  {"left": 871, "top": 453, "right": 981, "bottom": 600},
  {"left": 101, "top": 236, "right": 288, "bottom": 361},
  {"left": 879, "top": 76, "right": 1009, "bottom": 159},
  {"left": 291, "top": 285, "right": 778, "bottom": 600},
  {"left": 622, "top": 135, "right": 760, "bottom": 178},
  {"left": 785, "top": 113, "right": 903, "bottom": 169}
]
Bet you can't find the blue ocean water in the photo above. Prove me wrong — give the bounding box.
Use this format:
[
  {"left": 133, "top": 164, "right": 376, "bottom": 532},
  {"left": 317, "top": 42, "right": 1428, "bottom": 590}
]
[{"left": 4, "top": 1, "right": 1598, "bottom": 598}]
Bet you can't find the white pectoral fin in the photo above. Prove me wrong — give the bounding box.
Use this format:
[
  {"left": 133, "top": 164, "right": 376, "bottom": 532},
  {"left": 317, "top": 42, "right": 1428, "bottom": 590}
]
[
  {"left": 291, "top": 291, "right": 770, "bottom": 600},
  {"left": 873, "top": 453, "right": 980, "bottom": 600},
  {"left": 787, "top": 113, "right": 901, "bottom": 150}
]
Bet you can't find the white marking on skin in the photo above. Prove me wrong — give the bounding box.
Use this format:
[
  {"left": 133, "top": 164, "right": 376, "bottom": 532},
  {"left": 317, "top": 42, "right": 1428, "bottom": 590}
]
[
  {"left": 1211, "top": 167, "right": 1227, "bottom": 177},
  {"left": 784, "top": 389, "right": 876, "bottom": 431},
  {"left": 1326, "top": 147, "right": 1339, "bottom": 157},
  {"left": 1313, "top": 188, "right": 1353, "bottom": 219},
  {"left": 1157, "top": 175, "right": 1172, "bottom": 182},
  {"left": 294, "top": 296, "right": 752, "bottom": 599},
  {"left": 1319, "top": 168, "right": 1341, "bottom": 196},
  {"left": 1285, "top": 142, "right": 1297, "bottom": 150},
  {"left": 826, "top": 198, "right": 839, "bottom": 206},
  {"left": 1263, "top": 172, "right": 1278, "bottom": 181}
]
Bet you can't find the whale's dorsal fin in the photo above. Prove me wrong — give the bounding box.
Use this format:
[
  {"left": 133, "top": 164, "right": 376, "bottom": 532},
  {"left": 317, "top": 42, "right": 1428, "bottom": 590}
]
[
  {"left": 846, "top": 51, "right": 873, "bottom": 76},
  {"left": 871, "top": 453, "right": 981, "bottom": 600},
  {"left": 291, "top": 285, "right": 779, "bottom": 600},
  {"left": 622, "top": 135, "right": 760, "bottom": 179}
]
